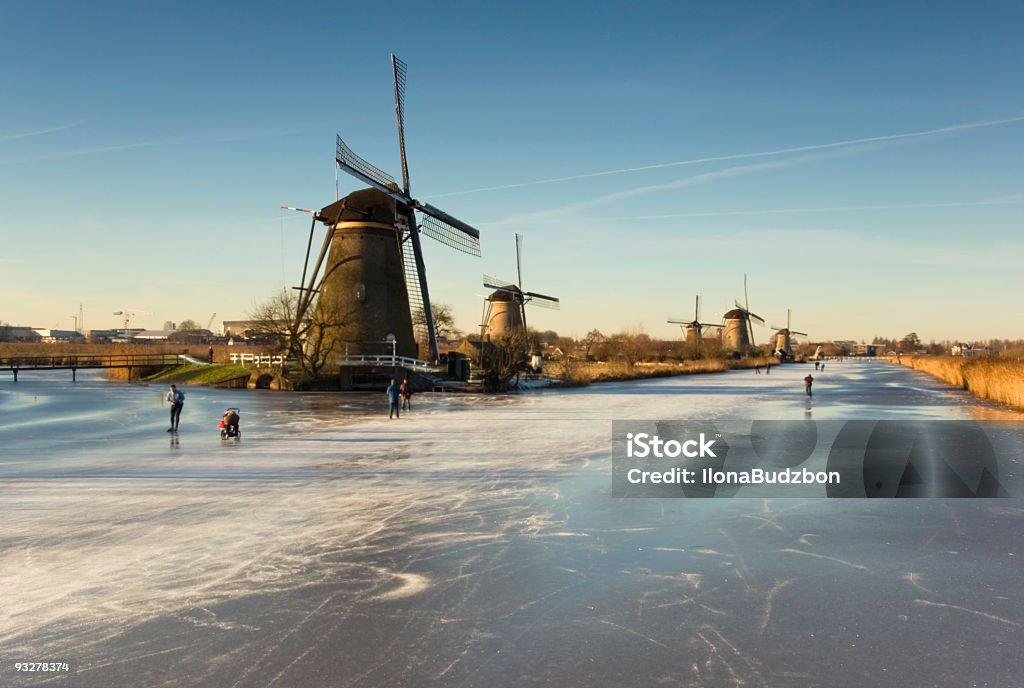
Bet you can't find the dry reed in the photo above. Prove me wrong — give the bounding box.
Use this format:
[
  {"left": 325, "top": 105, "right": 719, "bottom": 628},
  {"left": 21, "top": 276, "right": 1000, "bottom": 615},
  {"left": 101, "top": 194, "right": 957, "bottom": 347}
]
[{"left": 895, "top": 355, "right": 1024, "bottom": 409}]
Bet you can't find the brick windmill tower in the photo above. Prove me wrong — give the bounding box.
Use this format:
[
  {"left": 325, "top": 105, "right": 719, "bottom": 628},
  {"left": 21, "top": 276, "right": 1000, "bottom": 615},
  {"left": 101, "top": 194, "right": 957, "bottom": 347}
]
[{"left": 288, "top": 55, "right": 482, "bottom": 363}]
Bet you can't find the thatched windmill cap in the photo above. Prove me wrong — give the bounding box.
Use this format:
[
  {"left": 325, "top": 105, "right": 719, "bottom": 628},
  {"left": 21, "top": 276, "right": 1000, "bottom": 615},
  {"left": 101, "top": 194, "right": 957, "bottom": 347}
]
[
  {"left": 724, "top": 308, "right": 748, "bottom": 319},
  {"left": 488, "top": 286, "right": 522, "bottom": 302},
  {"left": 319, "top": 188, "right": 397, "bottom": 225}
]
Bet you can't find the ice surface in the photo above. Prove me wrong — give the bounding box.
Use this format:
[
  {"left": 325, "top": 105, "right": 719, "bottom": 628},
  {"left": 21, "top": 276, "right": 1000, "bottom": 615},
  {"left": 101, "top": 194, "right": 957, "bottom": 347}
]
[{"left": 1, "top": 361, "right": 1022, "bottom": 687}]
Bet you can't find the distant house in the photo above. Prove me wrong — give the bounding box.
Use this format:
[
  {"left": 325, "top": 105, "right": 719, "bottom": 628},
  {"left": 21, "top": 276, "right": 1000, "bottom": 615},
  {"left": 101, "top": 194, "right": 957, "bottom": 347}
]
[
  {"left": 86, "top": 329, "right": 122, "bottom": 343},
  {"left": 951, "top": 343, "right": 989, "bottom": 357},
  {"left": 131, "top": 330, "right": 175, "bottom": 342},
  {"left": 33, "top": 328, "right": 86, "bottom": 344},
  {"left": 853, "top": 343, "right": 883, "bottom": 357},
  {"left": 1, "top": 326, "right": 42, "bottom": 342}
]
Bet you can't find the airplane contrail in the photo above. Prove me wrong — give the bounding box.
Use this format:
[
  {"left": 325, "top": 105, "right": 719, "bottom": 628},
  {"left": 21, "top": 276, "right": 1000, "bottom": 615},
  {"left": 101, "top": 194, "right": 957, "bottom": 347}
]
[
  {"left": 487, "top": 153, "right": 822, "bottom": 226},
  {"left": 585, "top": 197, "right": 1024, "bottom": 222},
  {"left": 431, "top": 115, "right": 1024, "bottom": 198},
  {"left": 0, "top": 126, "right": 309, "bottom": 165},
  {"left": 0, "top": 120, "right": 84, "bottom": 142}
]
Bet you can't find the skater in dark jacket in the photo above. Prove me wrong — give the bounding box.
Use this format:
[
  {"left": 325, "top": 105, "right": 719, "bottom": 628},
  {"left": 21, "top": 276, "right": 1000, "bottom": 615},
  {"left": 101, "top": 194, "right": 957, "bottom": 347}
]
[
  {"left": 386, "top": 379, "right": 401, "bottom": 419},
  {"left": 166, "top": 384, "right": 185, "bottom": 431}
]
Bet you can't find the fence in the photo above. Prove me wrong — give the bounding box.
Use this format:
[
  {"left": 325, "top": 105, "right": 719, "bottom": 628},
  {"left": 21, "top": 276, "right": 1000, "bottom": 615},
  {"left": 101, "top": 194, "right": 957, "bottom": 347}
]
[{"left": 228, "top": 353, "right": 287, "bottom": 367}]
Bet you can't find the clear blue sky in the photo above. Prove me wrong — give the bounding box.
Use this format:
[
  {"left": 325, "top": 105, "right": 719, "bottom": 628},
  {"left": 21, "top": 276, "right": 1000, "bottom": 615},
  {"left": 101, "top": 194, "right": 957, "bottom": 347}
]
[{"left": 3, "top": 1, "right": 1023, "bottom": 343}]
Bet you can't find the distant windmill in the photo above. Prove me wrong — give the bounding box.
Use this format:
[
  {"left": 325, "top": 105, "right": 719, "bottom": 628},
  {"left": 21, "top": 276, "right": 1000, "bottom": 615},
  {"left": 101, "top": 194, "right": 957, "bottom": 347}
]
[
  {"left": 481, "top": 233, "right": 559, "bottom": 340},
  {"left": 668, "top": 295, "right": 720, "bottom": 346},
  {"left": 287, "top": 54, "right": 482, "bottom": 363},
  {"left": 722, "top": 274, "right": 764, "bottom": 355},
  {"left": 770, "top": 309, "right": 807, "bottom": 361}
]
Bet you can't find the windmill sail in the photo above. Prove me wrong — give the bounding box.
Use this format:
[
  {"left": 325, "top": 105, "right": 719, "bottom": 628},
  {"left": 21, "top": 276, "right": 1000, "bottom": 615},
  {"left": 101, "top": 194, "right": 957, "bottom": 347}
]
[{"left": 328, "top": 55, "right": 483, "bottom": 362}]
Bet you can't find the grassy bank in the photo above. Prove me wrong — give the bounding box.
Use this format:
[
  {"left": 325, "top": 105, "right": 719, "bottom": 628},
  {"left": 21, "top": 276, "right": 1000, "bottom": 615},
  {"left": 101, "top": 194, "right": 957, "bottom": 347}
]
[
  {"left": 549, "top": 357, "right": 777, "bottom": 385},
  {"left": 894, "top": 355, "right": 1024, "bottom": 410},
  {"left": 145, "top": 363, "right": 251, "bottom": 386}
]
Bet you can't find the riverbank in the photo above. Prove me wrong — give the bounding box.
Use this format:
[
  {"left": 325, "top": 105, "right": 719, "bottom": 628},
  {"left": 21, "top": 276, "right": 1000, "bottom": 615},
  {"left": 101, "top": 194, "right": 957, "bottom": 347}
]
[
  {"left": 892, "top": 355, "right": 1024, "bottom": 410},
  {"left": 550, "top": 356, "right": 780, "bottom": 386},
  {"left": 144, "top": 363, "right": 252, "bottom": 387},
  {"left": 146, "top": 357, "right": 789, "bottom": 391}
]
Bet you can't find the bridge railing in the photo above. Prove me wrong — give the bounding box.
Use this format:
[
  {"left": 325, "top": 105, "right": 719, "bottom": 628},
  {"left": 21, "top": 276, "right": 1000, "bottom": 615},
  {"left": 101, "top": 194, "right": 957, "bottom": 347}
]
[
  {"left": 0, "top": 353, "right": 182, "bottom": 370},
  {"left": 336, "top": 354, "right": 439, "bottom": 373},
  {"left": 227, "top": 353, "right": 287, "bottom": 367}
]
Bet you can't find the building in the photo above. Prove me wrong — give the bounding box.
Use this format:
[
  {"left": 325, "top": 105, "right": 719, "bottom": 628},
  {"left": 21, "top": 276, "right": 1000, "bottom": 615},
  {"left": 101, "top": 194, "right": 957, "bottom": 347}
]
[{"left": 32, "top": 328, "right": 86, "bottom": 343}]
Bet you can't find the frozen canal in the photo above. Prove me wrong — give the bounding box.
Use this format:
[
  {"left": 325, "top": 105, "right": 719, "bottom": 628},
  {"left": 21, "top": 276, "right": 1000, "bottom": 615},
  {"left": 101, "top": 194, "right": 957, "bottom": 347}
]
[{"left": 1, "top": 360, "right": 1022, "bottom": 687}]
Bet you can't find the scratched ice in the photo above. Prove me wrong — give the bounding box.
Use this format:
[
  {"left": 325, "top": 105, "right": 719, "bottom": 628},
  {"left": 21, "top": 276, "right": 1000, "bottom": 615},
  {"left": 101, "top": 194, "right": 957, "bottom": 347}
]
[{"left": 1, "top": 361, "right": 1022, "bottom": 687}]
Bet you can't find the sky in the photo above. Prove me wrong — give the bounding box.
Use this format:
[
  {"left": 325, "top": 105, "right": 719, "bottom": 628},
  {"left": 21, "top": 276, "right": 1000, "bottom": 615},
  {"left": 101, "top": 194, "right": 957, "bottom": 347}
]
[{"left": 2, "top": 1, "right": 1023, "bottom": 344}]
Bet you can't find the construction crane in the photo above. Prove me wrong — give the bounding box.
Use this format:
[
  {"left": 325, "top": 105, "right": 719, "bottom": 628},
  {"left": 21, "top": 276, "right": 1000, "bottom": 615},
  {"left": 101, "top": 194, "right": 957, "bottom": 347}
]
[{"left": 112, "top": 310, "right": 136, "bottom": 337}]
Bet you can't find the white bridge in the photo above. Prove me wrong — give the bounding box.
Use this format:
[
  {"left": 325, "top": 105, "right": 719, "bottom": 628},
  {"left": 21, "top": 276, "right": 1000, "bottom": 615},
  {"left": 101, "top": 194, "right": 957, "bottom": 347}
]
[
  {"left": 335, "top": 353, "right": 439, "bottom": 373},
  {"left": 228, "top": 353, "right": 287, "bottom": 367},
  {"left": 227, "top": 351, "right": 438, "bottom": 373}
]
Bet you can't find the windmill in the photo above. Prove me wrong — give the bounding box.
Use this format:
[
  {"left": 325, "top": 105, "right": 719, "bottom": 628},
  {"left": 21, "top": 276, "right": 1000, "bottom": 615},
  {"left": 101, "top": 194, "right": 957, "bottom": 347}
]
[
  {"left": 722, "top": 274, "right": 764, "bottom": 355},
  {"left": 288, "top": 54, "right": 482, "bottom": 363},
  {"left": 667, "top": 295, "right": 720, "bottom": 347},
  {"left": 769, "top": 309, "right": 807, "bottom": 361},
  {"left": 481, "top": 233, "right": 559, "bottom": 341}
]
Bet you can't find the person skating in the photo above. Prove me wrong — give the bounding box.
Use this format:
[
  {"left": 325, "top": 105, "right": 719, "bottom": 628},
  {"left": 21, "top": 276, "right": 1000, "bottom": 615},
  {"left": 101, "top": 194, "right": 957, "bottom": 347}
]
[
  {"left": 804, "top": 374, "right": 814, "bottom": 397},
  {"left": 166, "top": 384, "right": 185, "bottom": 432},
  {"left": 386, "top": 379, "right": 401, "bottom": 419},
  {"left": 400, "top": 379, "right": 413, "bottom": 411}
]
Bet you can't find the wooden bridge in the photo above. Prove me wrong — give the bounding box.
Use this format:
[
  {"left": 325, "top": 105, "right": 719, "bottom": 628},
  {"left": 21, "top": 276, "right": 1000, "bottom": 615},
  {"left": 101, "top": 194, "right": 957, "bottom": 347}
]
[{"left": 0, "top": 353, "right": 184, "bottom": 382}]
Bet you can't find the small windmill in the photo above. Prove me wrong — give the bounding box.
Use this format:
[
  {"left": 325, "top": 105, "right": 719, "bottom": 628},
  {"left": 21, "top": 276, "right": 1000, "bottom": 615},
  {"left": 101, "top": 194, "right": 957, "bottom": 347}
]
[
  {"left": 287, "top": 54, "right": 482, "bottom": 363},
  {"left": 481, "top": 233, "right": 559, "bottom": 341},
  {"left": 667, "top": 295, "right": 720, "bottom": 346},
  {"left": 722, "top": 274, "right": 765, "bottom": 354},
  {"left": 770, "top": 309, "right": 807, "bottom": 361}
]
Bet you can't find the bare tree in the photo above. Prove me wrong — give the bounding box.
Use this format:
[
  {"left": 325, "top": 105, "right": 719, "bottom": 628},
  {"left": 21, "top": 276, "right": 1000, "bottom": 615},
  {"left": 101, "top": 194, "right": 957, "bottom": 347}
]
[
  {"left": 480, "top": 328, "right": 530, "bottom": 393},
  {"left": 583, "top": 329, "right": 605, "bottom": 360},
  {"left": 249, "top": 289, "right": 352, "bottom": 379},
  {"left": 412, "top": 302, "right": 463, "bottom": 343}
]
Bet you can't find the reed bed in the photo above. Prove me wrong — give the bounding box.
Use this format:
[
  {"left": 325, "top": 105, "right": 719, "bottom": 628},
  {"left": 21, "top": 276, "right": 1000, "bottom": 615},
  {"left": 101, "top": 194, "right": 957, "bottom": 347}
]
[
  {"left": 549, "top": 357, "right": 772, "bottom": 386},
  {"left": 896, "top": 356, "right": 1024, "bottom": 410}
]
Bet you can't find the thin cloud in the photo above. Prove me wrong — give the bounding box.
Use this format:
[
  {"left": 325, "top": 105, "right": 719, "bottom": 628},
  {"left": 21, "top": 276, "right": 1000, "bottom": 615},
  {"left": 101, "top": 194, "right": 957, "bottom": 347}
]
[
  {"left": 0, "top": 127, "right": 307, "bottom": 165},
  {"left": 431, "top": 115, "right": 1024, "bottom": 198},
  {"left": 0, "top": 120, "right": 84, "bottom": 142},
  {"left": 583, "top": 197, "right": 1024, "bottom": 222},
  {"left": 485, "top": 153, "right": 823, "bottom": 226}
]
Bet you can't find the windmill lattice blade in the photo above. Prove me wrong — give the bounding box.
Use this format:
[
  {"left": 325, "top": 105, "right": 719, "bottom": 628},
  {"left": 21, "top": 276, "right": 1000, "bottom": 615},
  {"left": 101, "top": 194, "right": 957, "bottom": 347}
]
[
  {"left": 791, "top": 330, "right": 808, "bottom": 336},
  {"left": 483, "top": 275, "right": 517, "bottom": 290},
  {"left": 734, "top": 298, "right": 746, "bottom": 311},
  {"left": 525, "top": 295, "right": 559, "bottom": 310},
  {"left": 667, "top": 318, "right": 690, "bottom": 324},
  {"left": 419, "top": 203, "right": 481, "bottom": 239},
  {"left": 419, "top": 207, "right": 482, "bottom": 256},
  {"left": 695, "top": 294, "right": 702, "bottom": 321},
  {"left": 516, "top": 233, "right": 524, "bottom": 289},
  {"left": 392, "top": 55, "right": 407, "bottom": 115},
  {"left": 524, "top": 291, "right": 558, "bottom": 303},
  {"left": 748, "top": 312, "right": 766, "bottom": 325},
  {"left": 335, "top": 136, "right": 402, "bottom": 195},
  {"left": 391, "top": 54, "right": 411, "bottom": 194}
]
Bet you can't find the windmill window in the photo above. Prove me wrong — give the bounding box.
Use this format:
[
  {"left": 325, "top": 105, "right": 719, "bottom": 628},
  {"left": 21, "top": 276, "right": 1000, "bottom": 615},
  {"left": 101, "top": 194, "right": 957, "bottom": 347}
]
[{"left": 356, "top": 284, "right": 367, "bottom": 302}]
